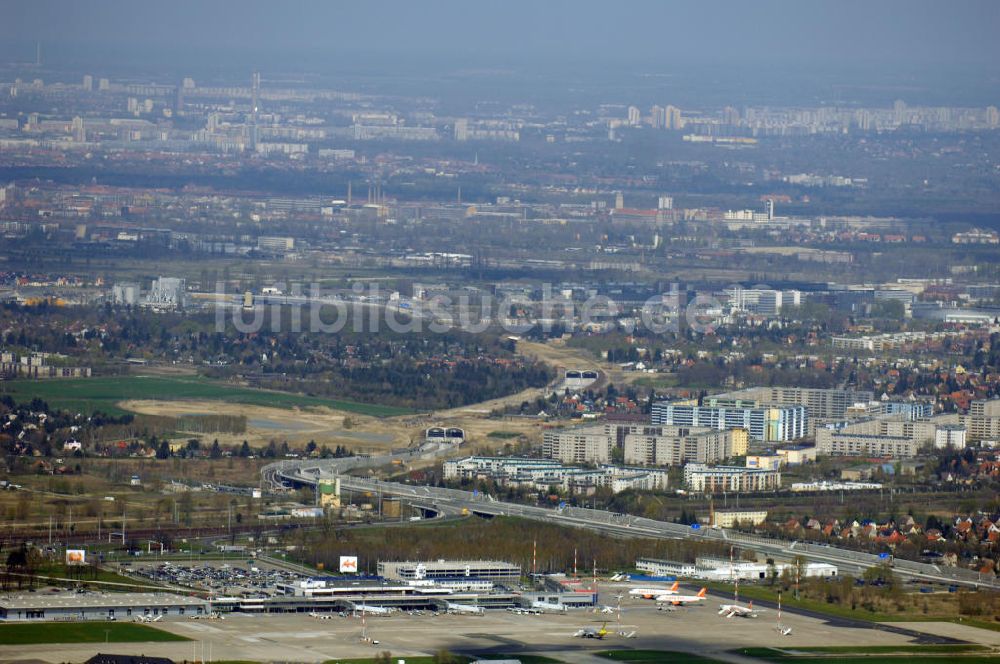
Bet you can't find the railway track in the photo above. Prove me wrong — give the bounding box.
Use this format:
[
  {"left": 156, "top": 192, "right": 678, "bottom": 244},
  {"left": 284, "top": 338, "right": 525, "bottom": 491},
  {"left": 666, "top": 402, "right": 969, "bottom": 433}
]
[{"left": 0, "top": 522, "right": 311, "bottom": 548}]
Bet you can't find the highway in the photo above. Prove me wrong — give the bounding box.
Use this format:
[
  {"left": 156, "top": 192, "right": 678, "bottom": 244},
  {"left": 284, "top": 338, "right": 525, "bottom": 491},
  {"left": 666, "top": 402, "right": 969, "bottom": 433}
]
[{"left": 262, "top": 454, "right": 1000, "bottom": 592}]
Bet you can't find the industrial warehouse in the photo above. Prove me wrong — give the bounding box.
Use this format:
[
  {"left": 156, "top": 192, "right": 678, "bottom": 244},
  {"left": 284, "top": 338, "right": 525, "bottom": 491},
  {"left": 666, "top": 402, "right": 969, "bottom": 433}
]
[{"left": 0, "top": 592, "right": 208, "bottom": 622}]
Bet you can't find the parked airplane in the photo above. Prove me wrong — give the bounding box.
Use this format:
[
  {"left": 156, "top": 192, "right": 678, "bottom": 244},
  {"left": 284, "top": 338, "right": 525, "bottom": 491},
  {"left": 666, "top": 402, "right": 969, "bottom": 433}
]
[
  {"left": 573, "top": 621, "right": 609, "bottom": 639},
  {"left": 309, "top": 611, "right": 333, "bottom": 620},
  {"left": 719, "top": 601, "right": 762, "bottom": 618},
  {"left": 609, "top": 573, "right": 630, "bottom": 582},
  {"left": 657, "top": 588, "right": 708, "bottom": 606},
  {"left": 134, "top": 615, "right": 161, "bottom": 623},
  {"left": 629, "top": 581, "right": 680, "bottom": 599},
  {"left": 446, "top": 602, "right": 485, "bottom": 615}
]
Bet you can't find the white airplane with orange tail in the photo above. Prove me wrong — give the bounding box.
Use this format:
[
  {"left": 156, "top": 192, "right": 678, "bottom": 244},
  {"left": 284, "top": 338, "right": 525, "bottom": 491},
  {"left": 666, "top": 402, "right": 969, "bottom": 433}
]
[
  {"left": 656, "top": 587, "right": 707, "bottom": 605},
  {"left": 719, "top": 601, "right": 762, "bottom": 618},
  {"left": 628, "top": 581, "right": 679, "bottom": 599}
]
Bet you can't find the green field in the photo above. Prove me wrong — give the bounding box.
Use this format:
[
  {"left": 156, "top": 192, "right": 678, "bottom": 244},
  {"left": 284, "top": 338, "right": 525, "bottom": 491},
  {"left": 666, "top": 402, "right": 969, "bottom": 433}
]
[
  {"left": 742, "top": 657, "right": 994, "bottom": 664},
  {"left": 949, "top": 617, "right": 1000, "bottom": 632},
  {"left": 0, "top": 621, "right": 189, "bottom": 645},
  {"left": 702, "top": 581, "right": 1000, "bottom": 632},
  {"left": 703, "top": 581, "right": 892, "bottom": 622},
  {"left": 736, "top": 646, "right": 995, "bottom": 664},
  {"left": 0, "top": 374, "right": 413, "bottom": 418},
  {"left": 598, "top": 651, "right": 725, "bottom": 663},
  {"left": 756, "top": 654, "right": 995, "bottom": 664},
  {"left": 33, "top": 562, "right": 153, "bottom": 588}
]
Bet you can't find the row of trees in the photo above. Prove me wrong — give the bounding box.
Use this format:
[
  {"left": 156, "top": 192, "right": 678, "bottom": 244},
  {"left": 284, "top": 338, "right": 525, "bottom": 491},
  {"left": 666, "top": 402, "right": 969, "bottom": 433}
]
[
  {"left": 4, "top": 303, "right": 554, "bottom": 410},
  {"left": 294, "top": 516, "right": 730, "bottom": 576}
]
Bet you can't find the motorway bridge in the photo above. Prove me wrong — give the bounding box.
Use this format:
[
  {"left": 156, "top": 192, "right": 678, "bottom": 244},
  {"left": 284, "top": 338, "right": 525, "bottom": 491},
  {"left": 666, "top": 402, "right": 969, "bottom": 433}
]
[{"left": 262, "top": 452, "right": 1000, "bottom": 591}]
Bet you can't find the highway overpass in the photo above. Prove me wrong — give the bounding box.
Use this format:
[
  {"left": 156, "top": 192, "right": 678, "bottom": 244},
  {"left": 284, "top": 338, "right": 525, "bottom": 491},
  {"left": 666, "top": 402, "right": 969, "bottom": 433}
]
[{"left": 263, "top": 455, "right": 1000, "bottom": 591}]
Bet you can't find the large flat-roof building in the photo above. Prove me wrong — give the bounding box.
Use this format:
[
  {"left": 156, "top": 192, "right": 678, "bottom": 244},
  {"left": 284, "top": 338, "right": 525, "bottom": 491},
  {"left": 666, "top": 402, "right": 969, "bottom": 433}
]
[
  {"left": 543, "top": 423, "right": 747, "bottom": 466},
  {"left": 256, "top": 236, "right": 295, "bottom": 253},
  {"left": 444, "top": 456, "right": 562, "bottom": 480},
  {"left": 144, "top": 276, "right": 186, "bottom": 309},
  {"left": 539, "top": 421, "right": 665, "bottom": 463},
  {"left": 280, "top": 576, "right": 493, "bottom": 598},
  {"left": 708, "top": 386, "right": 873, "bottom": 421},
  {"left": 970, "top": 399, "right": 1000, "bottom": 417},
  {"left": 816, "top": 413, "right": 961, "bottom": 458},
  {"left": 846, "top": 400, "right": 934, "bottom": 421},
  {"left": 683, "top": 464, "right": 780, "bottom": 493},
  {"left": 377, "top": 560, "right": 521, "bottom": 583},
  {"left": 935, "top": 424, "right": 967, "bottom": 450},
  {"left": 0, "top": 592, "right": 207, "bottom": 622},
  {"left": 637, "top": 557, "right": 837, "bottom": 581},
  {"left": 443, "top": 456, "right": 669, "bottom": 493},
  {"left": 776, "top": 444, "right": 817, "bottom": 465},
  {"left": 816, "top": 431, "right": 918, "bottom": 458},
  {"left": 652, "top": 402, "right": 806, "bottom": 442},
  {"left": 542, "top": 425, "right": 614, "bottom": 463},
  {"left": 963, "top": 398, "right": 1000, "bottom": 441},
  {"left": 723, "top": 287, "right": 801, "bottom": 316},
  {"left": 711, "top": 510, "right": 769, "bottom": 528},
  {"left": 623, "top": 427, "right": 747, "bottom": 466}
]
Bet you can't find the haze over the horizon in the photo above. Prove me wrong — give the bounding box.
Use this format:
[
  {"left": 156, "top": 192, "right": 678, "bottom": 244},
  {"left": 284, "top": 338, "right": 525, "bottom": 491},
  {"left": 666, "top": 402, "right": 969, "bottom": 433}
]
[{"left": 3, "top": 0, "right": 999, "bottom": 74}]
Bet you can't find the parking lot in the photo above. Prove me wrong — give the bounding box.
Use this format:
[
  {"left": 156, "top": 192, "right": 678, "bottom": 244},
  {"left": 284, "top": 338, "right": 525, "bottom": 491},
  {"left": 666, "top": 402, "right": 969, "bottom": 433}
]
[{"left": 122, "top": 560, "right": 307, "bottom": 598}]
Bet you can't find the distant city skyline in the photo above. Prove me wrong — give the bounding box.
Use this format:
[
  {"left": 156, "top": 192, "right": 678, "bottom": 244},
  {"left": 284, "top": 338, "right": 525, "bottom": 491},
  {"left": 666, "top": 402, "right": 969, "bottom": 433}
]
[{"left": 3, "top": 0, "right": 999, "bottom": 73}]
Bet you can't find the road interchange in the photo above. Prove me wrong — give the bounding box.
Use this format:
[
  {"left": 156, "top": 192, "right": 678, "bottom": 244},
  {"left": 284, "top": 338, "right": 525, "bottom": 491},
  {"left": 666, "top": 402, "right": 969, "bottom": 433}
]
[{"left": 262, "top": 452, "right": 1000, "bottom": 591}]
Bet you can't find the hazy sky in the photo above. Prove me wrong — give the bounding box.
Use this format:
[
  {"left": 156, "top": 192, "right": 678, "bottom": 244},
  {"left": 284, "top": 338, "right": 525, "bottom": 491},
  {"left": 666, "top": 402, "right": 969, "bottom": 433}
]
[{"left": 4, "top": 0, "right": 999, "bottom": 72}]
